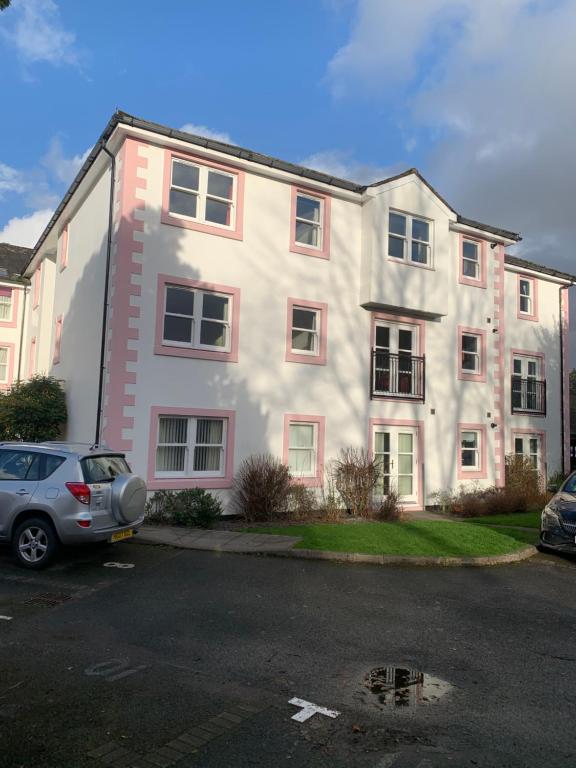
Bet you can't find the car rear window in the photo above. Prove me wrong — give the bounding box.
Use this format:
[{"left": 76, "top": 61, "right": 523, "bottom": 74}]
[{"left": 81, "top": 455, "right": 130, "bottom": 484}]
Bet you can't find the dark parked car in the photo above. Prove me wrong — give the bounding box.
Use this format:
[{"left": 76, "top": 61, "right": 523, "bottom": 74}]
[
  {"left": 0, "top": 442, "right": 147, "bottom": 569},
  {"left": 540, "top": 472, "right": 576, "bottom": 553}
]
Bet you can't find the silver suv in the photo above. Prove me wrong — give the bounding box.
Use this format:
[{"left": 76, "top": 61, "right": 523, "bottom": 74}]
[{"left": 0, "top": 442, "right": 147, "bottom": 569}]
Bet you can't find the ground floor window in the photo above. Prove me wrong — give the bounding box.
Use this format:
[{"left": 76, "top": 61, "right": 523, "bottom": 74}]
[
  {"left": 155, "top": 414, "right": 228, "bottom": 479},
  {"left": 283, "top": 414, "right": 325, "bottom": 487},
  {"left": 457, "top": 424, "right": 487, "bottom": 480}
]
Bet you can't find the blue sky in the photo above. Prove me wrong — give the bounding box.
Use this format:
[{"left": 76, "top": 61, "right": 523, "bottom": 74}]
[{"left": 1, "top": 0, "right": 575, "bottom": 295}]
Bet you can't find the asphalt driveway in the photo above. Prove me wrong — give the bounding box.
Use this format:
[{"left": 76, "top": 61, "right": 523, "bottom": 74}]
[{"left": 1, "top": 541, "right": 575, "bottom": 767}]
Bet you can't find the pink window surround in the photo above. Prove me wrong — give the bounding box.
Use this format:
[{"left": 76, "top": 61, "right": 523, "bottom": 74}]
[
  {"left": 147, "top": 407, "right": 236, "bottom": 490},
  {"left": 161, "top": 149, "right": 245, "bottom": 241},
  {"left": 33, "top": 265, "right": 41, "bottom": 309},
  {"left": 59, "top": 224, "right": 69, "bottom": 272},
  {"left": 457, "top": 423, "right": 488, "bottom": 480},
  {"left": 517, "top": 274, "right": 539, "bottom": 321},
  {"left": 510, "top": 428, "right": 547, "bottom": 478},
  {"left": 283, "top": 413, "right": 326, "bottom": 488},
  {"left": 53, "top": 315, "right": 63, "bottom": 365},
  {"left": 458, "top": 233, "right": 487, "bottom": 288},
  {"left": 368, "top": 418, "right": 425, "bottom": 511},
  {"left": 285, "top": 298, "right": 328, "bottom": 365},
  {"left": 0, "top": 342, "right": 15, "bottom": 390},
  {"left": 28, "top": 336, "right": 36, "bottom": 378},
  {"left": 0, "top": 286, "right": 19, "bottom": 329},
  {"left": 458, "top": 326, "right": 487, "bottom": 382},
  {"left": 370, "top": 312, "right": 425, "bottom": 402},
  {"left": 289, "top": 185, "right": 331, "bottom": 260},
  {"left": 154, "top": 274, "right": 240, "bottom": 362}
]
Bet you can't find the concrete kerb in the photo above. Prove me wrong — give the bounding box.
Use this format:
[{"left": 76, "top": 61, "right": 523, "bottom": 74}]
[{"left": 135, "top": 526, "right": 538, "bottom": 567}]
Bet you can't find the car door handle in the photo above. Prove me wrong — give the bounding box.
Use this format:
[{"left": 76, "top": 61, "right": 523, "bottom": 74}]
[{"left": 16, "top": 489, "right": 29, "bottom": 496}]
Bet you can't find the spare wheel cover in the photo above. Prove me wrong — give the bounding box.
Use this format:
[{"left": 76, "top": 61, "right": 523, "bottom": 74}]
[{"left": 111, "top": 474, "right": 147, "bottom": 524}]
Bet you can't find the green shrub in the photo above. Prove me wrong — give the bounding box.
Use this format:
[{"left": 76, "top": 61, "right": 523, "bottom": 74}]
[
  {"left": 145, "top": 489, "right": 222, "bottom": 528},
  {"left": 232, "top": 454, "right": 292, "bottom": 522},
  {"left": 373, "top": 486, "right": 404, "bottom": 521},
  {"left": 287, "top": 483, "right": 318, "bottom": 521},
  {"left": 0, "top": 376, "right": 67, "bottom": 442}
]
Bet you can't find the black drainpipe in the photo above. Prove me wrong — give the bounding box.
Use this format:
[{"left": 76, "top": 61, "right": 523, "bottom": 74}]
[
  {"left": 94, "top": 146, "right": 116, "bottom": 446},
  {"left": 16, "top": 281, "right": 28, "bottom": 382}
]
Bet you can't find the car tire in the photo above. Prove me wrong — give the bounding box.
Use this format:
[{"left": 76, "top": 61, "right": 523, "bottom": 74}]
[{"left": 12, "top": 517, "right": 59, "bottom": 570}]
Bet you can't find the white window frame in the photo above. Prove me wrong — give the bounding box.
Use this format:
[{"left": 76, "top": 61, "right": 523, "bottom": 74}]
[
  {"left": 514, "top": 435, "right": 540, "bottom": 470},
  {"left": 519, "top": 278, "right": 533, "bottom": 315},
  {"left": 462, "top": 239, "right": 480, "bottom": 280},
  {"left": 169, "top": 158, "right": 236, "bottom": 231},
  {"left": 288, "top": 421, "right": 318, "bottom": 479},
  {"left": 388, "top": 210, "right": 432, "bottom": 266},
  {"left": 0, "top": 291, "right": 12, "bottom": 322},
  {"left": 0, "top": 346, "right": 9, "bottom": 384},
  {"left": 461, "top": 430, "right": 480, "bottom": 471},
  {"left": 461, "top": 333, "right": 480, "bottom": 374},
  {"left": 162, "top": 285, "right": 232, "bottom": 353},
  {"left": 294, "top": 193, "right": 324, "bottom": 251},
  {"left": 290, "top": 306, "right": 320, "bottom": 357},
  {"left": 155, "top": 415, "right": 228, "bottom": 479}
]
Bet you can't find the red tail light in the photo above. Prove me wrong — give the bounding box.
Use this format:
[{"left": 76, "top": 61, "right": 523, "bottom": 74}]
[
  {"left": 76, "top": 519, "right": 92, "bottom": 528},
  {"left": 65, "top": 482, "right": 91, "bottom": 505}
]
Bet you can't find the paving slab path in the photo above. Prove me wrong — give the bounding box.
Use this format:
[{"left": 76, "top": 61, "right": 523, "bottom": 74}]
[{"left": 137, "top": 524, "right": 301, "bottom": 552}]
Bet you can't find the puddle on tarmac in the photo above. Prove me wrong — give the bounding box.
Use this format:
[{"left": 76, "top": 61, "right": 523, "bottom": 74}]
[{"left": 364, "top": 666, "right": 452, "bottom": 708}]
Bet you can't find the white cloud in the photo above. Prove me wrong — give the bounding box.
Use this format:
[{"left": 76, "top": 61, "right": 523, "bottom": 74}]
[
  {"left": 0, "top": 209, "right": 52, "bottom": 247},
  {"left": 180, "top": 123, "right": 234, "bottom": 144},
  {"left": 41, "top": 138, "right": 91, "bottom": 185},
  {"left": 326, "top": 0, "right": 576, "bottom": 280},
  {"left": 300, "top": 150, "right": 394, "bottom": 184},
  {"left": 0, "top": 162, "right": 26, "bottom": 197},
  {"left": 1, "top": 0, "right": 80, "bottom": 67}
]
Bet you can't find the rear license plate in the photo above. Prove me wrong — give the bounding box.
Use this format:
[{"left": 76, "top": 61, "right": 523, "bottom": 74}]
[{"left": 111, "top": 529, "right": 133, "bottom": 543}]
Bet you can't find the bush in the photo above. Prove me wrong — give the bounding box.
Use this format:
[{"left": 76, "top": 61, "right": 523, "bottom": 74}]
[
  {"left": 0, "top": 376, "right": 67, "bottom": 441},
  {"left": 505, "top": 454, "right": 542, "bottom": 500},
  {"left": 331, "top": 448, "right": 380, "bottom": 518},
  {"left": 319, "top": 461, "right": 344, "bottom": 521},
  {"left": 373, "top": 486, "right": 404, "bottom": 521},
  {"left": 145, "top": 489, "right": 222, "bottom": 528},
  {"left": 287, "top": 483, "right": 318, "bottom": 521},
  {"left": 232, "top": 454, "right": 292, "bottom": 522}
]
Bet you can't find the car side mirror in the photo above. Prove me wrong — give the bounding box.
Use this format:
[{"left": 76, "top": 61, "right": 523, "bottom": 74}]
[{"left": 547, "top": 483, "right": 559, "bottom": 494}]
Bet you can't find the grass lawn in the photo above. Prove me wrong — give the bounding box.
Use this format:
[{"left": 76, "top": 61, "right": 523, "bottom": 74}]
[
  {"left": 464, "top": 510, "right": 541, "bottom": 529},
  {"left": 245, "top": 521, "right": 534, "bottom": 557}
]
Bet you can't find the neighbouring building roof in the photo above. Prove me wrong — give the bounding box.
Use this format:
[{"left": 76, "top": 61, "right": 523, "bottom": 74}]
[
  {"left": 504, "top": 254, "right": 576, "bottom": 284},
  {"left": 0, "top": 242, "right": 33, "bottom": 281}
]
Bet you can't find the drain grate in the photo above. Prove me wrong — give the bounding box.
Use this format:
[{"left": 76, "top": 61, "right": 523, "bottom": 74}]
[{"left": 24, "top": 592, "right": 72, "bottom": 607}]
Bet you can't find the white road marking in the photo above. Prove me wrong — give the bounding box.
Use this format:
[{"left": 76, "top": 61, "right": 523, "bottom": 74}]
[
  {"left": 0, "top": 615, "right": 13, "bottom": 621},
  {"left": 103, "top": 562, "right": 135, "bottom": 569},
  {"left": 84, "top": 659, "right": 147, "bottom": 681},
  {"left": 288, "top": 697, "right": 340, "bottom": 722}
]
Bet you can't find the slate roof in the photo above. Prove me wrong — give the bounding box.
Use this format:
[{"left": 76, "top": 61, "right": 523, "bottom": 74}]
[
  {"left": 504, "top": 254, "right": 576, "bottom": 284},
  {"left": 0, "top": 243, "right": 33, "bottom": 281}
]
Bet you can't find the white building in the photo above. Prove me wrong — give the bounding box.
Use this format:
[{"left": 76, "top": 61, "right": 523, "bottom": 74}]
[
  {"left": 18, "top": 111, "right": 574, "bottom": 511},
  {"left": 0, "top": 243, "right": 31, "bottom": 392}
]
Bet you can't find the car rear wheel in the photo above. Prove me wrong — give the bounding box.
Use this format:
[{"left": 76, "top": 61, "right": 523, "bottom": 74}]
[{"left": 12, "top": 517, "right": 58, "bottom": 570}]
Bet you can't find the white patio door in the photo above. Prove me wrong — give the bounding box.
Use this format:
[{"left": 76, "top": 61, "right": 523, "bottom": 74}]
[
  {"left": 514, "top": 434, "right": 540, "bottom": 470},
  {"left": 374, "top": 426, "right": 418, "bottom": 503}
]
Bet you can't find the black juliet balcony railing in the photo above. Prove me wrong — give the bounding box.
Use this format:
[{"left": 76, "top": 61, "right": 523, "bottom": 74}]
[
  {"left": 511, "top": 377, "right": 546, "bottom": 415},
  {"left": 371, "top": 351, "right": 425, "bottom": 401}
]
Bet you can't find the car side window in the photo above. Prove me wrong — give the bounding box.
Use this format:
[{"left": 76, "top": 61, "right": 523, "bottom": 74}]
[
  {"left": 42, "top": 455, "right": 65, "bottom": 480},
  {"left": 0, "top": 450, "right": 39, "bottom": 481}
]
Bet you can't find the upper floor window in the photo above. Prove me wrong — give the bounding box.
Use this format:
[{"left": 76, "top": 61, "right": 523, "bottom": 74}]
[
  {"left": 154, "top": 275, "right": 240, "bottom": 363},
  {"left": 163, "top": 284, "right": 230, "bottom": 352},
  {"left": 372, "top": 318, "right": 424, "bottom": 400},
  {"left": 459, "top": 236, "right": 486, "bottom": 287},
  {"left": 285, "top": 298, "right": 328, "bottom": 365},
  {"left": 170, "top": 158, "right": 235, "bottom": 228},
  {"left": 511, "top": 353, "right": 545, "bottom": 415},
  {"left": 458, "top": 327, "right": 486, "bottom": 382},
  {"left": 290, "top": 186, "right": 331, "bottom": 259},
  {"left": 388, "top": 211, "right": 431, "bottom": 266},
  {"left": 162, "top": 151, "right": 245, "bottom": 241},
  {"left": 0, "top": 288, "right": 12, "bottom": 321},
  {"left": 517, "top": 276, "right": 538, "bottom": 321},
  {"left": 59, "top": 224, "right": 69, "bottom": 271}
]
